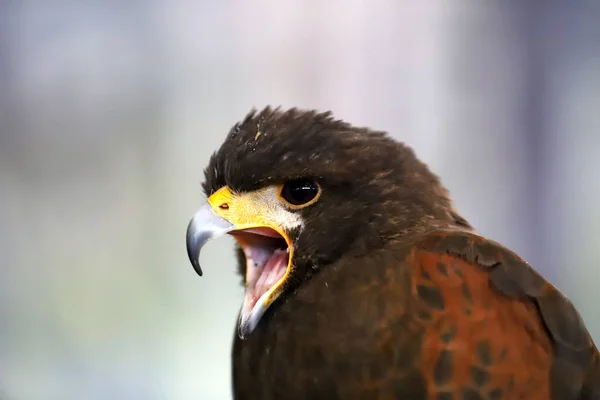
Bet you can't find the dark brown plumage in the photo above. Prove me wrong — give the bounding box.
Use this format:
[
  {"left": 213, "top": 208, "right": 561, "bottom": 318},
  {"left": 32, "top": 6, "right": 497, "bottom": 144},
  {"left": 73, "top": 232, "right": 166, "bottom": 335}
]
[{"left": 188, "top": 107, "right": 599, "bottom": 399}]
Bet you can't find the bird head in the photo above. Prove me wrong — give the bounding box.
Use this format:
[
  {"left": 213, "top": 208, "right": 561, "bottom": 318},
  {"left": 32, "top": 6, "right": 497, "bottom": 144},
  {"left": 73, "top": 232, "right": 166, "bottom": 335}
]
[{"left": 186, "top": 107, "right": 470, "bottom": 338}]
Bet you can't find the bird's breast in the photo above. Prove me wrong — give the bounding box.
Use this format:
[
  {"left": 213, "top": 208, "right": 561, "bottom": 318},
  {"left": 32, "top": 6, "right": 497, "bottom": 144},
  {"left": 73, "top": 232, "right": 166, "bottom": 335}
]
[{"left": 232, "top": 250, "right": 423, "bottom": 399}]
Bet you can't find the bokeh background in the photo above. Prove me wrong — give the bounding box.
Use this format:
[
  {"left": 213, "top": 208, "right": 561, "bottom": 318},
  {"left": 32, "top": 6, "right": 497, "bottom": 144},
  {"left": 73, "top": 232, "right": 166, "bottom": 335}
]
[{"left": 1, "top": 1, "right": 599, "bottom": 399}]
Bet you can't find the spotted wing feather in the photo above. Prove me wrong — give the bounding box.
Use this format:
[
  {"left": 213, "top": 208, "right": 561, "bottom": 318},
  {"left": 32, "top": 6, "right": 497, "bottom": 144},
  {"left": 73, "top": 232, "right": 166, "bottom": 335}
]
[{"left": 412, "top": 231, "right": 599, "bottom": 399}]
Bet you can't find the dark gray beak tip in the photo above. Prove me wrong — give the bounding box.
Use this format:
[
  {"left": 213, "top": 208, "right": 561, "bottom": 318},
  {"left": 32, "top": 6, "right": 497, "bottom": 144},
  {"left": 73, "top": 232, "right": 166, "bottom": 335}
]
[
  {"left": 191, "top": 259, "right": 203, "bottom": 277},
  {"left": 186, "top": 217, "right": 204, "bottom": 277}
]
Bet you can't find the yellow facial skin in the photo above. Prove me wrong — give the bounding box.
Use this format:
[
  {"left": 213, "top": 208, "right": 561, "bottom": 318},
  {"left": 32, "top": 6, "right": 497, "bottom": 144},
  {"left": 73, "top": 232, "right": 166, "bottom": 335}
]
[
  {"left": 187, "top": 182, "right": 321, "bottom": 337},
  {"left": 206, "top": 185, "right": 297, "bottom": 307}
]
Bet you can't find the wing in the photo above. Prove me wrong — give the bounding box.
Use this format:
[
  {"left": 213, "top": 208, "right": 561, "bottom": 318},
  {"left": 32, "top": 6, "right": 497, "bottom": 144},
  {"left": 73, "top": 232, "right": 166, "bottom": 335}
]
[{"left": 409, "top": 231, "right": 599, "bottom": 399}]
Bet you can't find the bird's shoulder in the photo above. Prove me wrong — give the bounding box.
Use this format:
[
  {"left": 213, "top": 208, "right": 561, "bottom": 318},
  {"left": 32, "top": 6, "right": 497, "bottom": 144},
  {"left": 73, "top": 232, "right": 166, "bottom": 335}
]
[{"left": 391, "top": 229, "right": 600, "bottom": 399}]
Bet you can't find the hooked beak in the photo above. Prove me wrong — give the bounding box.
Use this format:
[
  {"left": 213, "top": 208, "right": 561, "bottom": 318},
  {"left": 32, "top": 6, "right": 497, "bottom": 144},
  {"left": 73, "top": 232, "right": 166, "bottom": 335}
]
[
  {"left": 186, "top": 203, "right": 234, "bottom": 277},
  {"left": 186, "top": 186, "right": 298, "bottom": 338}
]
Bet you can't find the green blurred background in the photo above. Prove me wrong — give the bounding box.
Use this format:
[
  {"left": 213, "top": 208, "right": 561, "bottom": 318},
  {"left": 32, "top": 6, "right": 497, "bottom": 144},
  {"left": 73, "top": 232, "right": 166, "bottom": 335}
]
[{"left": 0, "top": 1, "right": 599, "bottom": 399}]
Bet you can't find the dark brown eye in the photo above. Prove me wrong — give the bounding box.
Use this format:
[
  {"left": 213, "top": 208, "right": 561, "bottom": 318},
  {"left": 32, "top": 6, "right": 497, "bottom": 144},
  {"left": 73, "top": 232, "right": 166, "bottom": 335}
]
[{"left": 280, "top": 180, "right": 320, "bottom": 207}]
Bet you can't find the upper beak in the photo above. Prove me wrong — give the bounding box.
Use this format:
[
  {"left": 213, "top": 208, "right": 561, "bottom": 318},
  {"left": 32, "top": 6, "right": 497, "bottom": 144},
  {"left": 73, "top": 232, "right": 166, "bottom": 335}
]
[{"left": 186, "top": 202, "right": 234, "bottom": 276}]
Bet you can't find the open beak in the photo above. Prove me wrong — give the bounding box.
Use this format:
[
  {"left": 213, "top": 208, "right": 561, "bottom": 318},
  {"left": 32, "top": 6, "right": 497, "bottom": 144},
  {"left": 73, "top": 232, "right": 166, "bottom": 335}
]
[{"left": 186, "top": 186, "right": 296, "bottom": 339}]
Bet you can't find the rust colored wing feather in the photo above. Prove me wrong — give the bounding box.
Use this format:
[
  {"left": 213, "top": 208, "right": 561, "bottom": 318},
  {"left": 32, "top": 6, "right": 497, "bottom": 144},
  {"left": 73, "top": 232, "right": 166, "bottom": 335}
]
[{"left": 412, "top": 231, "right": 599, "bottom": 399}]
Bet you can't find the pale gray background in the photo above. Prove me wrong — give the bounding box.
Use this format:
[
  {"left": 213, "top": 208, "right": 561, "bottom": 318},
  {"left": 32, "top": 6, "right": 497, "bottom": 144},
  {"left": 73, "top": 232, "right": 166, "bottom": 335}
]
[{"left": 1, "top": 1, "right": 599, "bottom": 399}]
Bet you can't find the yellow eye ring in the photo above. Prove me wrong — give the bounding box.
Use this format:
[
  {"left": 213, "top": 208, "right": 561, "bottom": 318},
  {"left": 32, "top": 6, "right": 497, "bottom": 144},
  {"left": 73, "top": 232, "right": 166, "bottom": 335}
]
[{"left": 278, "top": 180, "right": 321, "bottom": 209}]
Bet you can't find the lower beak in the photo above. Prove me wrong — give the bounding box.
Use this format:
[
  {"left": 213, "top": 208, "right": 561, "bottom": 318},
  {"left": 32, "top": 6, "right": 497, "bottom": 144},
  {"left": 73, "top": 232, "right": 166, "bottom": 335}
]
[
  {"left": 185, "top": 186, "right": 295, "bottom": 339},
  {"left": 186, "top": 202, "right": 234, "bottom": 276}
]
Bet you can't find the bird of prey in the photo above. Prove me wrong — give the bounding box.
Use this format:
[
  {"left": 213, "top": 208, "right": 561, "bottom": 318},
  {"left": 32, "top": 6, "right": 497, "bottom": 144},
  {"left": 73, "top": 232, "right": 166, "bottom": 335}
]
[{"left": 186, "top": 107, "right": 599, "bottom": 399}]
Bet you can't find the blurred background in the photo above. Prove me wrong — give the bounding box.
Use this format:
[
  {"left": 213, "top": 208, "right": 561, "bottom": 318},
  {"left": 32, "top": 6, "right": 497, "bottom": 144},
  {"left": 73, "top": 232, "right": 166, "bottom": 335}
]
[{"left": 1, "top": 1, "right": 599, "bottom": 399}]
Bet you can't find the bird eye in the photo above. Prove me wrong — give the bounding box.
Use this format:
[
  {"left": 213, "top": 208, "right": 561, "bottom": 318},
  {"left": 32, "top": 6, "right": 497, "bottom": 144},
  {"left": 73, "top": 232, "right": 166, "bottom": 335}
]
[{"left": 280, "top": 180, "right": 321, "bottom": 207}]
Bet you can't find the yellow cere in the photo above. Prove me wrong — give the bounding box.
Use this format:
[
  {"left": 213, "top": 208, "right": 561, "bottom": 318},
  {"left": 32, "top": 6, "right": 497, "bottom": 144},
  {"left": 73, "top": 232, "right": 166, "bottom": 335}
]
[
  {"left": 206, "top": 186, "right": 303, "bottom": 234},
  {"left": 205, "top": 185, "right": 302, "bottom": 304}
]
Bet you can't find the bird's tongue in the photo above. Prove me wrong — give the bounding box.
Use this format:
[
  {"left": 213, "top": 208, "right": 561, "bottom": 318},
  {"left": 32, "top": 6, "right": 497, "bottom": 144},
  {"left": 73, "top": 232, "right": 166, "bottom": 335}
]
[{"left": 245, "top": 249, "right": 288, "bottom": 310}]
